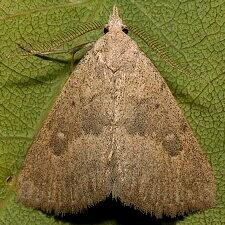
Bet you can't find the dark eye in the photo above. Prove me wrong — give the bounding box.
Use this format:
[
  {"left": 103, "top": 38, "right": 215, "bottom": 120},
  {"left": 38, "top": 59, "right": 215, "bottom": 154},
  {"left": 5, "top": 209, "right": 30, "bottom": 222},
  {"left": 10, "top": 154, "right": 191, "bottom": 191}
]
[
  {"left": 104, "top": 27, "right": 109, "bottom": 34},
  {"left": 122, "top": 27, "right": 128, "bottom": 34}
]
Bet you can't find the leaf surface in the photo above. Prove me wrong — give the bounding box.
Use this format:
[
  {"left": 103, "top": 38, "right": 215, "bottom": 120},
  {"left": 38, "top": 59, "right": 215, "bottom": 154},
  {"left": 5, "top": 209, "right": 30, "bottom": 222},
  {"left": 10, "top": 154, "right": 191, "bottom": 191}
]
[{"left": 0, "top": 0, "right": 224, "bottom": 224}]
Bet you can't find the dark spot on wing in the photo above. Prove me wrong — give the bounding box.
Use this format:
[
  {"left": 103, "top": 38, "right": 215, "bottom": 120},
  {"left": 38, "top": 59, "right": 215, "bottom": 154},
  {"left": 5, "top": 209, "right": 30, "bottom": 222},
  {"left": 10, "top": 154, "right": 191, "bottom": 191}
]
[
  {"left": 163, "top": 133, "right": 181, "bottom": 156},
  {"left": 126, "top": 116, "right": 147, "bottom": 136},
  {"left": 49, "top": 119, "right": 69, "bottom": 156},
  {"left": 49, "top": 116, "right": 82, "bottom": 156},
  {"left": 124, "top": 98, "right": 153, "bottom": 136},
  {"left": 50, "top": 130, "right": 69, "bottom": 156},
  {"left": 82, "top": 109, "right": 102, "bottom": 135},
  {"left": 158, "top": 130, "right": 182, "bottom": 156},
  {"left": 81, "top": 104, "right": 111, "bottom": 135}
]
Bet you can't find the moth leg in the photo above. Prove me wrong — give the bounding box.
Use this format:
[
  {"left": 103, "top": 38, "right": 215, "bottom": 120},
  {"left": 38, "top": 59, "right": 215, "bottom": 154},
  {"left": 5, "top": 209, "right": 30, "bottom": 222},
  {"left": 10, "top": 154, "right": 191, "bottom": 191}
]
[
  {"left": 17, "top": 41, "right": 94, "bottom": 67},
  {"left": 17, "top": 43, "right": 70, "bottom": 64},
  {"left": 70, "top": 42, "right": 94, "bottom": 70}
]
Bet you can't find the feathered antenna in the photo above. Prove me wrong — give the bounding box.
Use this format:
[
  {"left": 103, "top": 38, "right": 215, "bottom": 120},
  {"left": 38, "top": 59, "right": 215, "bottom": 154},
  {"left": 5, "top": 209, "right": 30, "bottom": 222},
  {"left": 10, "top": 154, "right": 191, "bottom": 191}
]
[
  {"left": 12, "top": 20, "right": 103, "bottom": 61},
  {"left": 29, "top": 21, "right": 103, "bottom": 53},
  {"left": 127, "top": 24, "right": 192, "bottom": 77}
]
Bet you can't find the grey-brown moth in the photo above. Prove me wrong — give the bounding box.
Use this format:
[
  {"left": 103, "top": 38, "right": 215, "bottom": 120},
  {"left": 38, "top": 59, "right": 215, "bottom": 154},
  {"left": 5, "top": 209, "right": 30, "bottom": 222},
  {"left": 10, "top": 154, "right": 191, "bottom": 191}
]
[{"left": 17, "top": 6, "right": 216, "bottom": 219}]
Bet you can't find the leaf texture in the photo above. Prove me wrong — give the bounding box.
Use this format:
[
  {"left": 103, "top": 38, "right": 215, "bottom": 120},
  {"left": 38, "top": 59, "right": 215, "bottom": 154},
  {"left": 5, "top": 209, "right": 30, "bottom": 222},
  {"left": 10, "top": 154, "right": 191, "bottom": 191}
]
[{"left": 0, "top": 0, "right": 224, "bottom": 224}]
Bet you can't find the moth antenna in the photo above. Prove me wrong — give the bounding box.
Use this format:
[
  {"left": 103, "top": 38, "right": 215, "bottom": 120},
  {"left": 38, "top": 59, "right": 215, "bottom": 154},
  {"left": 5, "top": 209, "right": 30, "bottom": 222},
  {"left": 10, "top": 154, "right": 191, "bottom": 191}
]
[
  {"left": 8, "top": 21, "right": 102, "bottom": 62},
  {"left": 127, "top": 24, "right": 192, "bottom": 77},
  {"left": 45, "top": 21, "right": 103, "bottom": 51},
  {"left": 19, "top": 21, "right": 103, "bottom": 55}
]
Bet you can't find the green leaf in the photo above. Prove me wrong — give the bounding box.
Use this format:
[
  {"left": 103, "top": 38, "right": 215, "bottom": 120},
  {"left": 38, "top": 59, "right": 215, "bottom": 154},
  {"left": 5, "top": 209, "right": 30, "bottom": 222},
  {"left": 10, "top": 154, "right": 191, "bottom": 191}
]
[{"left": 0, "top": 0, "right": 224, "bottom": 224}]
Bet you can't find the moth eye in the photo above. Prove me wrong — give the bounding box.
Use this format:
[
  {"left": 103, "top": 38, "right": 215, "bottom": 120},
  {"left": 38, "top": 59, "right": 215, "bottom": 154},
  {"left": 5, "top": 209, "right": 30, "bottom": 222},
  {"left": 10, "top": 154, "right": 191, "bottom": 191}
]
[
  {"left": 104, "top": 27, "right": 109, "bottom": 34},
  {"left": 122, "top": 27, "right": 128, "bottom": 34}
]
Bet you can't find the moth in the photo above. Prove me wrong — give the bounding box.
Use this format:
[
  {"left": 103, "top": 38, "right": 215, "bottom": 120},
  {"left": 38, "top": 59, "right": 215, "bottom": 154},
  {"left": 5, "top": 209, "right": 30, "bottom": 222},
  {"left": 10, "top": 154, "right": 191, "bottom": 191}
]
[{"left": 17, "top": 6, "right": 215, "bottom": 218}]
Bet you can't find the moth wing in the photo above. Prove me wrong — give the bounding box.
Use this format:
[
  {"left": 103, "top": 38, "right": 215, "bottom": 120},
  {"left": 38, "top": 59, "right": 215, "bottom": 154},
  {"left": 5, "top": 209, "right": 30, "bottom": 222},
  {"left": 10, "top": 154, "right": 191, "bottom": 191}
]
[
  {"left": 113, "top": 52, "right": 216, "bottom": 218},
  {"left": 17, "top": 51, "right": 112, "bottom": 214}
]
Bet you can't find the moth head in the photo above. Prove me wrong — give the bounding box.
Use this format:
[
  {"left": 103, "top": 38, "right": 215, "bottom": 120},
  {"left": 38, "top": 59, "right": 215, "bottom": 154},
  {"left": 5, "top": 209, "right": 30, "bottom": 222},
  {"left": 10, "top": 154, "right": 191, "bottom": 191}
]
[{"left": 104, "top": 5, "right": 128, "bottom": 35}]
